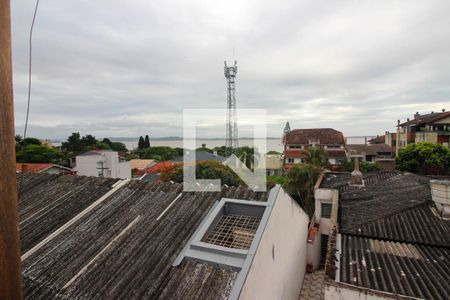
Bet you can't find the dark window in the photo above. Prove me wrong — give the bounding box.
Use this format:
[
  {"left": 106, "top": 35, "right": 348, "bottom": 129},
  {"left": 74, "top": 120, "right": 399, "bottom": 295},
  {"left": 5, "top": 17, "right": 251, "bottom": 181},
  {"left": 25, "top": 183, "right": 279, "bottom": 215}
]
[
  {"left": 320, "top": 234, "right": 329, "bottom": 265},
  {"left": 287, "top": 158, "right": 294, "bottom": 163},
  {"left": 321, "top": 203, "right": 332, "bottom": 218}
]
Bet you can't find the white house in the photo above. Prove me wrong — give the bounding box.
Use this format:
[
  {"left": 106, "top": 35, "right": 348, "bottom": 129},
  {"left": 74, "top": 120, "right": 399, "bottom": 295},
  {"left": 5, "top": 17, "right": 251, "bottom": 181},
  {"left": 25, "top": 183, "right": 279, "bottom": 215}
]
[{"left": 74, "top": 150, "right": 131, "bottom": 179}]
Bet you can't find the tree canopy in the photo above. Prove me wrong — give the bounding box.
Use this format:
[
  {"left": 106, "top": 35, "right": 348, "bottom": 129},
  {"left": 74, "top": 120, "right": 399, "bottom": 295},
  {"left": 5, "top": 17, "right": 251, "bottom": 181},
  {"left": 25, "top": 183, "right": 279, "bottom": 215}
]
[
  {"left": 396, "top": 142, "right": 450, "bottom": 174},
  {"left": 16, "top": 144, "right": 61, "bottom": 163}
]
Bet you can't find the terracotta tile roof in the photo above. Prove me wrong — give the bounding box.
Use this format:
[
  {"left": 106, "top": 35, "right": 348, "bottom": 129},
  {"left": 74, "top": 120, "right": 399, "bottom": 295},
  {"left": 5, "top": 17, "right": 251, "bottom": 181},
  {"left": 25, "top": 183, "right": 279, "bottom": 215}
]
[
  {"left": 326, "top": 149, "right": 346, "bottom": 158},
  {"left": 129, "top": 159, "right": 156, "bottom": 170},
  {"left": 283, "top": 128, "right": 345, "bottom": 145},
  {"left": 284, "top": 149, "right": 308, "bottom": 158},
  {"left": 16, "top": 163, "right": 73, "bottom": 173},
  {"left": 345, "top": 144, "right": 394, "bottom": 156},
  {"left": 368, "top": 135, "right": 385, "bottom": 144},
  {"left": 399, "top": 111, "right": 450, "bottom": 126},
  {"left": 16, "top": 163, "right": 53, "bottom": 173},
  {"left": 145, "top": 161, "right": 174, "bottom": 173}
]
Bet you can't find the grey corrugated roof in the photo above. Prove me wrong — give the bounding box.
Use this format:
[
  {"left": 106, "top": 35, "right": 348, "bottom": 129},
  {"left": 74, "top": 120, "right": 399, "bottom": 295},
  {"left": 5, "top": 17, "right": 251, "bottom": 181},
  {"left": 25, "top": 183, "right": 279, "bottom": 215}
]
[
  {"left": 22, "top": 178, "right": 268, "bottom": 299},
  {"left": 340, "top": 235, "right": 450, "bottom": 300},
  {"left": 339, "top": 173, "right": 431, "bottom": 231},
  {"left": 344, "top": 202, "right": 450, "bottom": 247},
  {"left": 18, "top": 173, "right": 119, "bottom": 252}
]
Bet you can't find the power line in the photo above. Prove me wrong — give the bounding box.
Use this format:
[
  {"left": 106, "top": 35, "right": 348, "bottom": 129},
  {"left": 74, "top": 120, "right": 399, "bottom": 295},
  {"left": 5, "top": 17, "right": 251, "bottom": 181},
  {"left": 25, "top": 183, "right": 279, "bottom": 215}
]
[{"left": 19, "top": 0, "right": 40, "bottom": 200}]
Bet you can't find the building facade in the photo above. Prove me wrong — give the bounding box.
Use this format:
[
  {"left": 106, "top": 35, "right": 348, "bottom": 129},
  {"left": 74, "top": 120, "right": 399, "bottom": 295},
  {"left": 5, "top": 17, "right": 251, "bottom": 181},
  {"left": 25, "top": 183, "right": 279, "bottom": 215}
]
[
  {"left": 282, "top": 127, "right": 346, "bottom": 171},
  {"left": 74, "top": 150, "right": 131, "bottom": 179},
  {"left": 386, "top": 109, "right": 450, "bottom": 154}
]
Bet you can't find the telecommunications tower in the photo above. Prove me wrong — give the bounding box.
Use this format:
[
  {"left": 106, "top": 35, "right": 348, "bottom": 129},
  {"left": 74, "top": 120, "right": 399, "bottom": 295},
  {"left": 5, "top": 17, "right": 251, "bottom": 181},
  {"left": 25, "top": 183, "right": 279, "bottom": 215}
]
[{"left": 224, "top": 60, "right": 238, "bottom": 155}]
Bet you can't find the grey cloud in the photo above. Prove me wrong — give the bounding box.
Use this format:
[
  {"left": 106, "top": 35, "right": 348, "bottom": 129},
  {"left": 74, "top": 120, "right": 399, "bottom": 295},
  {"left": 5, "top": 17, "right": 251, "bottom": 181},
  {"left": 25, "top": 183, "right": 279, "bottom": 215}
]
[{"left": 11, "top": 0, "right": 450, "bottom": 140}]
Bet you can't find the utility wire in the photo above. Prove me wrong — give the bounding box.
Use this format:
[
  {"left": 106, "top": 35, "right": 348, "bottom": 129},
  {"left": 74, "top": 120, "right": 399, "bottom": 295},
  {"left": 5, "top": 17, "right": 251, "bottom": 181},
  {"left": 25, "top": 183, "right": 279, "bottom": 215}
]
[{"left": 19, "top": 0, "right": 41, "bottom": 200}]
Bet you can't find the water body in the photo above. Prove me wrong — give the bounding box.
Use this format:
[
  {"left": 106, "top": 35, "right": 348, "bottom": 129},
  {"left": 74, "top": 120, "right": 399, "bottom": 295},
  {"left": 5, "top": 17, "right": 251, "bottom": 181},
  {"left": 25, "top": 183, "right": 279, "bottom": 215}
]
[
  {"left": 119, "top": 137, "right": 365, "bottom": 152},
  {"left": 53, "top": 137, "right": 365, "bottom": 152}
]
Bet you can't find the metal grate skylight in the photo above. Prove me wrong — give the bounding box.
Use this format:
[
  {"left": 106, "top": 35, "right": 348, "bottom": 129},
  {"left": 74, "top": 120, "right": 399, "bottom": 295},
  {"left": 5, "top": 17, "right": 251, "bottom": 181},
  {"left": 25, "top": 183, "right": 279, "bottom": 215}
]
[{"left": 204, "top": 214, "right": 261, "bottom": 250}]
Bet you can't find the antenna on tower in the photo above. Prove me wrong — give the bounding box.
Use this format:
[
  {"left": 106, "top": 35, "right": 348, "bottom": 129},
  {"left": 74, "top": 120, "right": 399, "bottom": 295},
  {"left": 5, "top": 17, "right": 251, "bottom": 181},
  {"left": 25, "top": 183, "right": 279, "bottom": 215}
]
[{"left": 224, "top": 60, "right": 238, "bottom": 156}]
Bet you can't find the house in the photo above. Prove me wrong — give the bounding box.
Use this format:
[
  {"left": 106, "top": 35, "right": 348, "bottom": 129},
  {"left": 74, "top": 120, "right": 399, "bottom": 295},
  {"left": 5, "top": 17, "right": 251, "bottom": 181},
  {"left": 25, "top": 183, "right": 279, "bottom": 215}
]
[
  {"left": 74, "top": 150, "right": 131, "bottom": 179},
  {"left": 304, "top": 170, "right": 450, "bottom": 300},
  {"left": 265, "top": 154, "right": 283, "bottom": 176},
  {"left": 20, "top": 173, "right": 310, "bottom": 300},
  {"left": 345, "top": 144, "right": 394, "bottom": 162},
  {"left": 387, "top": 109, "right": 450, "bottom": 154},
  {"left": 16, "top": 163, "right": 75, "bottom": 175},
  {"left": 282, "top": 127, "right": 346, "bottom": 171}
]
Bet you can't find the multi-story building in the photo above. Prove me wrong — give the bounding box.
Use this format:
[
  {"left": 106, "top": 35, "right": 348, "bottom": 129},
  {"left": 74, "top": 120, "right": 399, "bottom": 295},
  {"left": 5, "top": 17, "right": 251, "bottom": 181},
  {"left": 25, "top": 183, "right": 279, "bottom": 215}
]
[
  {"left": 282, "top": 127, "right": 346, "bottom": 171},
  {"left": 386, "top": 109, "right": 450, "bottom": 154}
]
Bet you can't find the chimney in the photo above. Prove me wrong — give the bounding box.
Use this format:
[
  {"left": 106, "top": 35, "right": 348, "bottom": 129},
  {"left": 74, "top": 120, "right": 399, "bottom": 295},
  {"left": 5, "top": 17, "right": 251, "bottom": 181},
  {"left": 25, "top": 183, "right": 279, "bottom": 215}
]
[
  {"left": 351, "top": 157, "right": 363, "bottom": 185},
  {"left": 397, "top": 120, "right": 400, "bottom": 127},
  {"left": 430, "top": 180, "right": 450, "bottom": 219}
]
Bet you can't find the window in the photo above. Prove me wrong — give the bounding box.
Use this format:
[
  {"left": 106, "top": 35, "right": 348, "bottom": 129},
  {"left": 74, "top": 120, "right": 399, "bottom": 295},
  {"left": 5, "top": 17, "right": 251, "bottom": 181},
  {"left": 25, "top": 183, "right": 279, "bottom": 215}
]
[
  {"left": 289, "top": 145, "right": 301, "bottom": 149},
  {"left": 321, "top": 203, "right": 332, "bottom": 218},
  {"left": 287, "top": 158, "right": 294, "bottom": 163}
]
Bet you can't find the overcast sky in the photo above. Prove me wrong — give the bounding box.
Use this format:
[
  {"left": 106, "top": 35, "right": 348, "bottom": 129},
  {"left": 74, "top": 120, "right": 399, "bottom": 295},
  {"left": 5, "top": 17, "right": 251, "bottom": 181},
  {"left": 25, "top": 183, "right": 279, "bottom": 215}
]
[{"left": 11, "top": 0, "right": 450, "bottom": 140}]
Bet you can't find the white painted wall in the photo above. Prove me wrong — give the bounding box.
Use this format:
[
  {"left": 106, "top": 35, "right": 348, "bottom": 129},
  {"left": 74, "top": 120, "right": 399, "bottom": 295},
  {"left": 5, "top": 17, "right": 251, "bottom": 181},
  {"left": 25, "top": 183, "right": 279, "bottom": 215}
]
[
  {"left": 239, "top": 188, "right": 309, "bottom": 300},
  {"left": 75, "top": 151, "right": 131, "bottom": 179},
  {"left": 314, "top": 188, "right": 336, "bottom": 235}
]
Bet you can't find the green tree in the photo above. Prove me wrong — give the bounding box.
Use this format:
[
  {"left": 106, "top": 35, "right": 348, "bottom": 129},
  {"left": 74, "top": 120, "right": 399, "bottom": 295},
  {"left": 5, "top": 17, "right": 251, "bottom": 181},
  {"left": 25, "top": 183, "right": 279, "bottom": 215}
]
[
  {"left": 81, "top": 134, "right": 97, "bottom": 147},
  {"left": 283, "top": 164, "right": 321, "bottom": 218},
  {"left": 16, "top": 144, "right": 61, "bottom": 163},
  {"left": 142, "top": 146, "right": 179, "bottom": 161},
  {"left": 161, "top": 161, "right": 243, "bottom": 187},
  {"left": 95, "top": 142, "right": 111, "bottom": 150},
  {"left": 138, "top": 136, "right": 145, "bottom": 149},
  {"left": 144, "top": 135, "right": 150, "bottom": 148},
  {"left": 111, "top": 142, "right": 127, "bottom": 152},
  {"left": 61, "top": 132, "right": 83, "bottom": 152},
  {"left": 22, "top": 137, "right": 41, "bottom": 146},
  {"left": 396, "top": 142, "right": 450, "bottom": 174},
  {"left": 102, "top": 138, "right": 113, "bottom": 147},
  {"left": 305, "top": 146, "right": 329, "bottom": 168},
  {"left": 267, "top": 150, "right": 281, "bottom": 155}
]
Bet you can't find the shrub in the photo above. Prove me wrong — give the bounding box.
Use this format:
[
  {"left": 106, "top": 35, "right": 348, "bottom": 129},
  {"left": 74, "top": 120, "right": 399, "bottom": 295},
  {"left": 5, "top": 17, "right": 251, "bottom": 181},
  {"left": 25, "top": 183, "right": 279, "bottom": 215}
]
[{"left": 396, "top": 142, "right": 450, "bottom": 174}]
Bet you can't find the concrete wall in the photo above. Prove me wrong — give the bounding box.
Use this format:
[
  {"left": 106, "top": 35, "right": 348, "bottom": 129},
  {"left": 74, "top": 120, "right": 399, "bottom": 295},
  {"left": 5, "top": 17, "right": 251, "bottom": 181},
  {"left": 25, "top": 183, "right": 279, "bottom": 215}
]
[
  {"left": 75, "top": 152, "right": 131, "bottom": 179},
  {"left": 314, "top": 188, "right": 336, "bottom": 235},
  {"left": 239, "top": 188, "right": 309, "bottom": 300},
  {"left": 306, "top": 227, "right": 321, "bottom": 270},
  {"left": 415, "top": 131, "right": 438, "bottom": 143},
  {"left": 75, "top": 155, "right": 101, "bottom": 177}
]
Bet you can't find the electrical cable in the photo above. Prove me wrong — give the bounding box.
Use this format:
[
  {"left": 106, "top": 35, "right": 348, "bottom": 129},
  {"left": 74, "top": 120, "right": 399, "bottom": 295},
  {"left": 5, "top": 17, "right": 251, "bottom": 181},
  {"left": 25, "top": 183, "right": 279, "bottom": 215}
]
[{"left": 18, "top": 0, "right": 40, "bottom": 200}]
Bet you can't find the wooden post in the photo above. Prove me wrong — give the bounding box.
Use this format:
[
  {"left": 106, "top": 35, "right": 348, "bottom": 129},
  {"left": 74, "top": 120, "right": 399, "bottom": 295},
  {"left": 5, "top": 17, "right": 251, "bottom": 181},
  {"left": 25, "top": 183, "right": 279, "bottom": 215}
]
[{"left": 0, "top": 0, "right": 24, "bottom": 298}]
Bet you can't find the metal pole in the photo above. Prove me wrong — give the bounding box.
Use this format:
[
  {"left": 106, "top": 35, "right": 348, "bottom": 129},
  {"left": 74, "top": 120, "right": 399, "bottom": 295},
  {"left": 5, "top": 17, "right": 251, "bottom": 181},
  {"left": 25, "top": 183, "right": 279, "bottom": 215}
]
[{"left": 0, "top": 0, "right": 24, "bottom": 298}]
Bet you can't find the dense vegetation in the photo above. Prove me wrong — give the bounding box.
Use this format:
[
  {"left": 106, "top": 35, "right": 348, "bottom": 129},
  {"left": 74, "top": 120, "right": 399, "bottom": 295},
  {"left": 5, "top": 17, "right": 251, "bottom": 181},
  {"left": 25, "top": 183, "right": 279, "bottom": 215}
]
[
  {"left": 15, "top": 133, "right": 128, "bottom": 166},
  {"left": 160, "top": 160, "right": 244, "bottom": 187},
  {"left": 396, "top": 142, "right": 450, "bottom": 174}
]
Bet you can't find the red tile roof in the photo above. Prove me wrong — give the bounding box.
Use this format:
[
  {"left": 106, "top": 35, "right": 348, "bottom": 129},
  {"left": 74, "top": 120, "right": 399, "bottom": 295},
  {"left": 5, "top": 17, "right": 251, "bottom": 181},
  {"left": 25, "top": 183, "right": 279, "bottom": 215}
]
[
  {"left": 284, "top": 149, "right": 308, "bottom": 158},
  {"left": 16, "top": 163, "right": 75, "bottom": 174},
  {"left": 326, "top": 150, "right": 347, "bottom": 158},
  {"left": 399, "top": 111, "right": 450, "bottom": 126},
  {"left": 283, "top": 128, "right": 345, "bottom": 145},
  {"left": 145, "top": 161, "right": 174, "bottom": 173},
  {"left": 17, "top": 163, "right": 54, "bottom": 173},
  {"left": 368, "top": 135, "right": 385, "bottom": 144}
]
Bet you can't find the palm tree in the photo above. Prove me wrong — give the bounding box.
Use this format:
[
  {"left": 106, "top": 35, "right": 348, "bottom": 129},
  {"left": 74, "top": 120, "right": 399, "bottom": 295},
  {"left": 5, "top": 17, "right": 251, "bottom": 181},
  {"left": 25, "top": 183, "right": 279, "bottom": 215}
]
[{"left": 305, "top": 146, "right": 329, "bottom": 169}]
